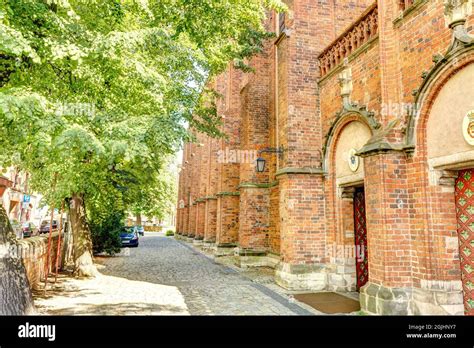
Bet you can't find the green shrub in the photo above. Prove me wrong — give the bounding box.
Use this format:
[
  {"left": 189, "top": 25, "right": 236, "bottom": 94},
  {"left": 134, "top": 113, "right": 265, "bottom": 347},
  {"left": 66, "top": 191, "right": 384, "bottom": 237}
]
[
  {"left": 90, "top": 210, "right": 124, "bottom": 255},
  {"left": 165, "top": 230, "right": 174, "bottom": 236}
]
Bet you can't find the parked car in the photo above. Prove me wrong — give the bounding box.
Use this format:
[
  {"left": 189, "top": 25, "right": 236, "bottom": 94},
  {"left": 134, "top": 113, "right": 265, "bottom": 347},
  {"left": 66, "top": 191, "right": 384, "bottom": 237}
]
[
  {"left": 120, "top": 226, "right": 139, "bottom": 247},
  {"left": 135, "top": 225, "right": 145, "bottom": 236},
  {"left": 39, "top": 219, "right": 58, "bottom": 234},
  {"left": 21, "top": 222, "right": 38, "bottom": 238}
]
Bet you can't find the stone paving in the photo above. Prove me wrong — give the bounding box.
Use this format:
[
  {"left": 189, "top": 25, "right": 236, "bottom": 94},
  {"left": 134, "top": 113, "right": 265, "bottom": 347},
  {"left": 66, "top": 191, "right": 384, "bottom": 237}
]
[
  {"left": 34, "top": 233, "right": 315, "bottom": 315},
  {"left": 34, "top": 273, "right": 189, "bottom": 315}
]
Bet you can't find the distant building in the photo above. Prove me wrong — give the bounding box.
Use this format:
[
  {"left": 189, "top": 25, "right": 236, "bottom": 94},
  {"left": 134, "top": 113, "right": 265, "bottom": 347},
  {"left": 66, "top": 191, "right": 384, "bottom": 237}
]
[{"left": 0, "top": 167, "right": 44, "bottom": 227}]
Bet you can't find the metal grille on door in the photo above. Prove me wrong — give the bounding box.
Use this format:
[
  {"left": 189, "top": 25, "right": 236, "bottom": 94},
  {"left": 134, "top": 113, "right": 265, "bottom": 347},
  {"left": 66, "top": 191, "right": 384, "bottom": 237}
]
[
  {"left": 455, "top": 169, "right": 474, "bottom": 315},
  {"left": 354, "top": 187, "right": 369, "bottom": 291}
]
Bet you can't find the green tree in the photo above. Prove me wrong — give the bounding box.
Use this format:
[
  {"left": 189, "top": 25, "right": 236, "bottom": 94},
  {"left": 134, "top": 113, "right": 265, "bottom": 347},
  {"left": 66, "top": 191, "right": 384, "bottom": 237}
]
[
  {"left": 0, "top": 0, "right": 285, "bottom": 311},
  {"left": 127, "top": 160, "right": 177, "bottom": 225}
]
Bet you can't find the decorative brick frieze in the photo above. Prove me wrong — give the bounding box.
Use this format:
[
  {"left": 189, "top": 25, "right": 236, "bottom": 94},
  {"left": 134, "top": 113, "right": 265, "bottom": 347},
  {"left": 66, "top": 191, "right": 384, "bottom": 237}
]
[{"left": 318, "top": 3, "right": 379, "bottom": 77}]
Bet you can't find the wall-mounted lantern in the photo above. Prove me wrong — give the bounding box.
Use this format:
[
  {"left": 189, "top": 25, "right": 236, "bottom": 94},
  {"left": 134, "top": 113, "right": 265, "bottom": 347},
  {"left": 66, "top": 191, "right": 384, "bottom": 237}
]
[
  {"left": 255, "top": 147, "right": 284, "bottom": 173},
  {"left": 256, "top": 157, "right": 266, "bottom": 173}
]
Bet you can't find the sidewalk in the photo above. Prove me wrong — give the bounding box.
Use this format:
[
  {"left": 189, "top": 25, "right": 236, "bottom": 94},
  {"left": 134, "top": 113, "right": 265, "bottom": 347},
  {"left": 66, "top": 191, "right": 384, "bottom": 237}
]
[{"left": 33, "top": 270, "right": 189, "bottom": 315}]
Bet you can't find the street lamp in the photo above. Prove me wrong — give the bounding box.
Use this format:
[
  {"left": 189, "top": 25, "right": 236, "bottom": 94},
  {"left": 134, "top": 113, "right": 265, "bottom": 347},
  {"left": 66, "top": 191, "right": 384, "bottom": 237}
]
[{"left": 255, "top": 147, "right": 284, "bottom": 173}]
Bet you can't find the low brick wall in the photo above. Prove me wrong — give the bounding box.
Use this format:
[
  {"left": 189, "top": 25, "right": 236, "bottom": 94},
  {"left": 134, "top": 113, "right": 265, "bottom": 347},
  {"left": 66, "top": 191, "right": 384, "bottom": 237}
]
[
  {"left": 17, "top": 233, "right": 62, "bottom": 290},
  {"left": 144, "top": 226, "right": 162, "bottom": 232}
]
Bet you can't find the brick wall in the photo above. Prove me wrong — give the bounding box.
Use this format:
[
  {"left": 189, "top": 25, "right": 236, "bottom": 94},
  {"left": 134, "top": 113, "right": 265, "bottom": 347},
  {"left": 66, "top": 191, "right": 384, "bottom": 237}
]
[
  {"left": 371, "top": 1, "right": 473, "bottom": 290},
  {"left": 175, "top": 0, "right": 474, "bottom": 314},
  {"left": 181, "top": 143, "right": 191, "bottom": 236},
  {"left": 316, "top": 0, "right": 474, "bottom": 294},
  {"left": 188, "top": 142, "right": 198, "bottom": 238},
  {"left": 276, "top": 0, "right": 374, "bottom": 269},
  {"left": 204, "top": 137, "right": 219, "bottom": 242},
  {"left": 319, "top": 29, "right": 380, "bottom": 263},
  {"left": 237, "top": 16, "right": 274, "bottom": 251},
  {"left": 214, "top": 67, "right": 242, "bottom": 246},
  {"left": 18, "top": 233, "right": 61, "bottom": 290}
]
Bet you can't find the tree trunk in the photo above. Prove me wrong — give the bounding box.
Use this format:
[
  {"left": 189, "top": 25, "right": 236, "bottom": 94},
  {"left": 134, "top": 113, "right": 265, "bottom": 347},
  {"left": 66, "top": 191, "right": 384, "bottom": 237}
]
[
  {"left": 70, "top": 193, "right": 97, "bottom": 277},
  {"left": 61, "top": 215, "right": 74, "bottom": 270},
  {"left": 0, "top": 205, "right": 35, "bottom": 315},
  {"left": 135, "top": 213, "right": 142, "bottom": 226}
]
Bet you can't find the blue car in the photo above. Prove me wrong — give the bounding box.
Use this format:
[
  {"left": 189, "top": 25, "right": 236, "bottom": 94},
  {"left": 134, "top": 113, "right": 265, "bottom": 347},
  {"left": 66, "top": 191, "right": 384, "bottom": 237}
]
[{"left": 120, "top": 227, "right": 139, "bottom": 248}]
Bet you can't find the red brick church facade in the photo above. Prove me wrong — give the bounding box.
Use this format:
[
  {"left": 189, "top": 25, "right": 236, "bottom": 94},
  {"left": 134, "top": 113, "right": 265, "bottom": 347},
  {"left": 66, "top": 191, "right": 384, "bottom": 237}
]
[{"left": 176, "top": 0, "right": 474, "bottom": 315}]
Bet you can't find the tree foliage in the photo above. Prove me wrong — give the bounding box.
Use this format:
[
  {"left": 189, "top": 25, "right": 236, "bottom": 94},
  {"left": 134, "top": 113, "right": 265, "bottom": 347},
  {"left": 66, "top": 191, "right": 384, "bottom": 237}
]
[
  {"left": 126, "top": 160, "right": 177, "bottom": 222},
  {"left": 89, "top": 207, "right": 124, "bottom": 256},
  {"left": 0, "top": 0, "right": 285, "bottom": 269}
]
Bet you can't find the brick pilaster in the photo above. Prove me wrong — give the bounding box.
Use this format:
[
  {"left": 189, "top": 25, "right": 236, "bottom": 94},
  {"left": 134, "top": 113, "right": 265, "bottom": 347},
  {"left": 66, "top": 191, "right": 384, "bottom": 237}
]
[
  {"left": 204, "top": 137, "right": 219, "bottom": 242},
  {"left": 215, "top": 67, "right": 242, "bottom": 246},
  {"left": 238, "top": 28, "right": 273, "bottom": 252}
]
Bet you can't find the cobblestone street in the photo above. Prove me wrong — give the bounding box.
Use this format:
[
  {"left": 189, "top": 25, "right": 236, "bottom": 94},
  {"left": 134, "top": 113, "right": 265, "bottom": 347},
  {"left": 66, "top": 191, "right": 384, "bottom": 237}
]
[{"left": 34, "top": 233, "right": 314, "bottom": 315}]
